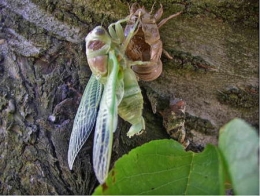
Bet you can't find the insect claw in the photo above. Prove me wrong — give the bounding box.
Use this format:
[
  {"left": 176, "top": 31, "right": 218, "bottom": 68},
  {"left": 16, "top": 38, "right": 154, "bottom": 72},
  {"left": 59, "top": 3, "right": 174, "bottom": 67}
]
[
  {"left": 163, "top": 49, "right": 173, "bottom": 59},
  {"left": 149, "top": 2, "right": 156, "bottom": 14}
]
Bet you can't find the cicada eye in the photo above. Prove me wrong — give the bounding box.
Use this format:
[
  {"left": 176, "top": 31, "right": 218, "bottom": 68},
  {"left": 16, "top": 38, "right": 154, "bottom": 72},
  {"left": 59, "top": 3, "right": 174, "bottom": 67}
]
[{"left": 93, "top": 26, "right": 106, "bottom": 36}]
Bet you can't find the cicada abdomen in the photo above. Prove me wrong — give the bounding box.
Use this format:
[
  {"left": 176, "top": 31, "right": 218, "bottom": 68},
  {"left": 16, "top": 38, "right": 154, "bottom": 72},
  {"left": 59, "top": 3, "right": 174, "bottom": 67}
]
[{"left": 118, "top": 67, "right": 145, "bottom": 137}]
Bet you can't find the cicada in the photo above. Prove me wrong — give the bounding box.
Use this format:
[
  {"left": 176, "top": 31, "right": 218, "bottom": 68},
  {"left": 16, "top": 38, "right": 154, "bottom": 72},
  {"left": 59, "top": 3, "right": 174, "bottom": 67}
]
[
  {"left": 124, "top": 3, "right": 182, "bottom": 81},
  {"left": 68, "top": 16, "right": 145, "bottom": 184}
]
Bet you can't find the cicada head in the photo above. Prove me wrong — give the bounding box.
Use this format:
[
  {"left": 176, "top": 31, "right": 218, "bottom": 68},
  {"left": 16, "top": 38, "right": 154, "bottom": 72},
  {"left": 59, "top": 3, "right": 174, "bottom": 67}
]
[{"left": 85, "top": 26, "right": 112, "bottom": 79}]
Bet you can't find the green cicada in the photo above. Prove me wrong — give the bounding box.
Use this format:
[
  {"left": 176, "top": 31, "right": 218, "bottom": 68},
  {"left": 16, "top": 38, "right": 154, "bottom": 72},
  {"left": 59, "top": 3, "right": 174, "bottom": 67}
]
[{"left": 68, "top": 16, "right": 145, "bottom": 184}]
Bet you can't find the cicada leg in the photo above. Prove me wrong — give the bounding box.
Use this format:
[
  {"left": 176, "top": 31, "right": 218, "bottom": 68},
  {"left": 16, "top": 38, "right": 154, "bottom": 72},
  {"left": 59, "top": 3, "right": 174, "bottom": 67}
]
[
  {"left": 158, "top": 11, "right": 182, "bottom": 28},
  {"left": 108, "top": 14, "right": 140, "bottom": 53},
  {"left": 108, "top": 17, "right": 130, "bottom": 44}
]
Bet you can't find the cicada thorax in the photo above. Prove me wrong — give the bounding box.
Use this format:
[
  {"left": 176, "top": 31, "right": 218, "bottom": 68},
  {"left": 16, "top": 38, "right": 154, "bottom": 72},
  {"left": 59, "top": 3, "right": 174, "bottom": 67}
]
[
  {"left": 85, "top": 26, "right": 112, "bottom": 83},
  {"left": 87, "top": 40, "right": 108, "bottom": 75}
]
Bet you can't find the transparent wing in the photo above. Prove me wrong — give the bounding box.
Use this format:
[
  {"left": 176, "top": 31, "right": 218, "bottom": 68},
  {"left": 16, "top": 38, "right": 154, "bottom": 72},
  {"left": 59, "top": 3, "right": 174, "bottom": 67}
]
[
  {"left": 93, "top": 50, "right": 119, "bottom": 184},
  {"left": 115, "top": 71, "right": 124, "bottom": 110},
  {"left": 68, "top": 74, "right": 103, "bottom": 170}
]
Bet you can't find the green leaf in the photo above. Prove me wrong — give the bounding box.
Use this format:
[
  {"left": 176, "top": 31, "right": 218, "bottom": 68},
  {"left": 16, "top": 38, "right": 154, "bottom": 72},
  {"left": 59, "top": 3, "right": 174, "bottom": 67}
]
[
  {"left": 93, "top": 139, "right": 224, "bottom": 195},
  {"left": 218, "top": 118, "right": 259, "bottom": 195}
]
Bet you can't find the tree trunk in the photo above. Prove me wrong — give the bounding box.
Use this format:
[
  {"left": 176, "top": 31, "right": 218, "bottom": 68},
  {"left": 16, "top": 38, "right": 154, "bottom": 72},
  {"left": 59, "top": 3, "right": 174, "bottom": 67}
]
[{"left": 0, "top": 0, "right": 258, "bottom": 194}]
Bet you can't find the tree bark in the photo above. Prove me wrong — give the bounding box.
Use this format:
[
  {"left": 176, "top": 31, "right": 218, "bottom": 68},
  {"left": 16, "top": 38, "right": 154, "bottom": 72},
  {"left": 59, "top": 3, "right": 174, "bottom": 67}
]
[{"left": 0, "top": 0, "right": 258, "bottom": 194}]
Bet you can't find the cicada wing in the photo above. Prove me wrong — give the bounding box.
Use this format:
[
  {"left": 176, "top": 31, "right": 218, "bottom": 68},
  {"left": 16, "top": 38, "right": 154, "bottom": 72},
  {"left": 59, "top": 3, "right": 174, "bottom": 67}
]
[
  {"left": 68, "top": 74, "right": 103, "bottom": 170},
  {"left": 93, "top": 50, "right": 119, "bottom": 184},
  {"left": 115, "top": 71, "right": 124, "bottom": 110}
]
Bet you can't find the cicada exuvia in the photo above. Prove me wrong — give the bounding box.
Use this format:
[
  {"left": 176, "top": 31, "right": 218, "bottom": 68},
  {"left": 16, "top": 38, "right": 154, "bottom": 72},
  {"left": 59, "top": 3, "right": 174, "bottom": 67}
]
[
  {"left": 68, "top": 16, "right": 145, "bottom": 184},
  {"left": 124, "top": 3, "right": 182, "bottom": 81}
]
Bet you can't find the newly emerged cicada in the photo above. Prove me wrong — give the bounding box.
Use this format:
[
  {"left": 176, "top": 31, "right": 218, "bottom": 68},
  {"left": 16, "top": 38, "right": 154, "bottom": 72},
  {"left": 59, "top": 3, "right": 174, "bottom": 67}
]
[{"left": 68, "top": 16, "right": 145, "bottom": 184}]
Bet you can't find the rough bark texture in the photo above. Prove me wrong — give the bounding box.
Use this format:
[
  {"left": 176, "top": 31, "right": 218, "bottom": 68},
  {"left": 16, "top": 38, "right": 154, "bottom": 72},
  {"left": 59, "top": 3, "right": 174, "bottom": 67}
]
[{"left": 0, "top": 0, "right": 258, "bottom": 194}]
